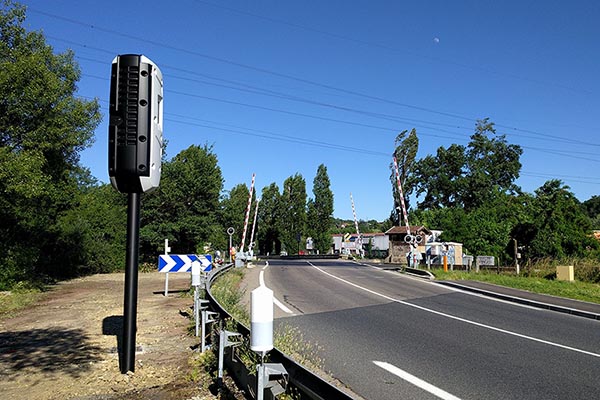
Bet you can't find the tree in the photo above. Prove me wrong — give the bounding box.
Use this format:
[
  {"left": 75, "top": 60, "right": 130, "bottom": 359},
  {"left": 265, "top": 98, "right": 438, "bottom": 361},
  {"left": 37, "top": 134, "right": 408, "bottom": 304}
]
[
  {"left": 140, "top": 145, "right": 223, "bottom": 258},
  {"left": 517, "top": 180, "right": 597, "bottom": 260},
  {"left": 55, "top": 184, "right": 127, "bottom": 275},
  {"left": 307, "top": 164, "right": 334, "bottom": 254},
  {"left": 389, "top": 129, "right": 419, "bottom": 223},
  {"left": 411, "top": 144, "right": 466, "bottom": 210},
  {"left": 581, "top": 195, "right": 600, "bottom": 229},
  {"left": 257, "top": 183, "right": 282, "bottom": 255},
  {"left": 279, "top": 174, "right": 307, "bottom": 254},
  {"left": 0, "top": 1, "right": 101, "bottom": 287},
  {"left": 411, "top": 119, "right": 522, "bottom": 211},
  {"left": 412, "top": 191, "right": 532, "bottom": 258},
  {"left": 462, "top": 119, "right": 522, "bottom": 210},
  {"left": 220, "top": 183, "right": 252, "bottom": 251}
]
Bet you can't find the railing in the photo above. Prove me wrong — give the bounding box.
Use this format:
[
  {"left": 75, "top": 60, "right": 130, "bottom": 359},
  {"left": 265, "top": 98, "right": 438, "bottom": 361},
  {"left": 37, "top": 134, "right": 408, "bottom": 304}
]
[{"left": 206, "top": 263, "right": 356, "bottom": 400}]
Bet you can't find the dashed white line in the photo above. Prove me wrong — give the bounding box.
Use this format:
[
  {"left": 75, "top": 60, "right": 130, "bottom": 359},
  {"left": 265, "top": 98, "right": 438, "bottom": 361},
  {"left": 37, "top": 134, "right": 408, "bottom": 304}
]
[{"left": 373, "top": 361, "right": 462, "bottom": 400}]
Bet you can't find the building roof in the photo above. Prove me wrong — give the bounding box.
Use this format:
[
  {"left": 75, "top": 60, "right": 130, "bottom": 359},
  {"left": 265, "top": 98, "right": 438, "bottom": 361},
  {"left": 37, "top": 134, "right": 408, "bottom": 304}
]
[{"left": 385, "top": 225, "right": 432, "bottom": 235}]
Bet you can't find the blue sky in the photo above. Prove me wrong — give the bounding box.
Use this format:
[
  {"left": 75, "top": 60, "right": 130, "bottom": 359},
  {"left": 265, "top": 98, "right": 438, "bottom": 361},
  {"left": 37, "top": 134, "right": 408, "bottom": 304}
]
[{"left": 20, "top": 0, "right": 600, "bottom": 221}]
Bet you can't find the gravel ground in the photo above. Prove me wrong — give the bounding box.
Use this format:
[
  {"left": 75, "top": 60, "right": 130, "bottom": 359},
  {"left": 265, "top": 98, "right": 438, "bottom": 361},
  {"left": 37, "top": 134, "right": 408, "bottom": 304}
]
[{"left": 0, "top": 272, "right": 217, "bottom": 400}]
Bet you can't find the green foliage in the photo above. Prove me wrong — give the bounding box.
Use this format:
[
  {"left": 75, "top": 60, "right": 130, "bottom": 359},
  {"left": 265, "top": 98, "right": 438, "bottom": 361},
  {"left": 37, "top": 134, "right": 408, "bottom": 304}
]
[
  {"left": 0, "top": 1, "right": 101, "bottom": 288},
  {"left": 410, "top": 119, "right": 522, "bottom": 211},
  {"left": 274, "top": 324, "right": 324, "bottom": 372},
  {"left": 220, "top": 183, "right": 252, "bottom": 252},
  {"left": 514, "top": 180, "right": 597, "bottom": 260},
  {"left": 433, "top": 268, "right": 600, "bottom": 304},
  {"left": 56, "top": 184, "right": 127, "bottom": 274},
  {"left": 307, "top": 164, "right": 334, "bottom": 254},
  {"left": 398, "top": 119, "right": 598, "bottom": 264},
  {"left": 140, "top": 144, "right": 224, "bottom": 259},
  {"left": 210, "top": 268, "right": 249, "bottom": 325},
  {"left": 390, "top": 128, "right": 419, "bottom": 221},
  {"left": 581, "top": 195, "right": 600, "bottom": 229},
  {"left": 279, "top": 174, "right": 307, "bottom": 254},
  {"left": 0, "top": 286, "right": 44, "bottom": 319},
  {"left": 258, "top": 183, "right": 282, "bottom": 255},
  {"left": 188, "top": 345, "right": 217, "bottom": 383}
]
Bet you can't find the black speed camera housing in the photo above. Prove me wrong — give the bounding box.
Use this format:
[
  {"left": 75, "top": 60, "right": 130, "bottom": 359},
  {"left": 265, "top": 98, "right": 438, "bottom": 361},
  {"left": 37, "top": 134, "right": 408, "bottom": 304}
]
[{"left": 108, "top": 54, "right": 163, "bottom": 193}]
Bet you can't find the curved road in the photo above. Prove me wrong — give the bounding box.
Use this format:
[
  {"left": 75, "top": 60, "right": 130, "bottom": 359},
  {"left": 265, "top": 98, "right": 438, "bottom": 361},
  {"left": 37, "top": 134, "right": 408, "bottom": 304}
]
[{"left": 250, "top": 259, "right": 600, "bottom": 400}]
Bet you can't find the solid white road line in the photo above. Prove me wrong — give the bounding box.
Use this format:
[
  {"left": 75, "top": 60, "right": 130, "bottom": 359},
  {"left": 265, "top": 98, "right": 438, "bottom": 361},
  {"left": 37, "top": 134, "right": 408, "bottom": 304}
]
[
  {"left": 259, "top": 270, "right": 266, "bottom": 287},
  {"left": 360, "top": 261, "right": 541, "bottom": 311},
  {"left": 306, "top": 261, "right": 600, "bottom": 359},
  {"left": 273, "top": 297, "right": 294, "bottom": 315},
  {"left": 259, "top": 270, "right": 294, "bottom": 314},
  {"left": 373, "top": 361, "right": 462, "bottom": 400}
]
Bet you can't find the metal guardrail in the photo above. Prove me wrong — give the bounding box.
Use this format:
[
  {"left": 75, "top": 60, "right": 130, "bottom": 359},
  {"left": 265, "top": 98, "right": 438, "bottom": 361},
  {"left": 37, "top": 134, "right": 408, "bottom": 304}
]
[{"left": 206, "top": 263, "right": 356, "bottom": 400}]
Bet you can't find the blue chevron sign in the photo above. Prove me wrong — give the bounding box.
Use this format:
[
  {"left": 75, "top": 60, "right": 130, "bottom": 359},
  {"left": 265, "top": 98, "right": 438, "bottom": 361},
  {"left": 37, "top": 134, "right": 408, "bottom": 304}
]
[{"left": 158, "top": 254, "right": 212, "bottom": 273}]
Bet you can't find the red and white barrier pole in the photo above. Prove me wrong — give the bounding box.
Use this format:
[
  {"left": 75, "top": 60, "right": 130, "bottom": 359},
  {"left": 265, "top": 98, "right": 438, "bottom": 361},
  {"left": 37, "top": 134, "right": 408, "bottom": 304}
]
[{"left": 239, "top": 173, "right": 255, "bottom": 253}]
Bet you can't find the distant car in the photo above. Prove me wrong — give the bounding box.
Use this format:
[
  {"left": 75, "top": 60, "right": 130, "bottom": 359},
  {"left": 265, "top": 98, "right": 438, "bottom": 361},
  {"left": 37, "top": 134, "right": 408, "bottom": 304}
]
[{"left": 280, "top": 251, "right": 288, "bottom": 256}]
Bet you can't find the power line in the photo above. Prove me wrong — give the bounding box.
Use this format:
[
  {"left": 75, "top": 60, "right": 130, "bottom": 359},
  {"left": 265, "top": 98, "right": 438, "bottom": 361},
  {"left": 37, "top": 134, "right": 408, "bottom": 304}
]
[
  {"left": 85, "top": 98, "right": 600, "bottom": 187},
  {"left": 190, "top": 0, "right": 592, "bottom": 96},
  {"left": 77, "top": 53, "right": 594, "bottom": 150},
  {"left": 82, "top": 67, "right": 600, "bottom": 163},
  {"left": 25, "top": 8, "right": 515, "bottom": 128},
  {"left": 57, "top": 32, "right": 599, "bottom": 150},
  {"left": 41, "top": 15, "right": 599, "bottom": 149}
]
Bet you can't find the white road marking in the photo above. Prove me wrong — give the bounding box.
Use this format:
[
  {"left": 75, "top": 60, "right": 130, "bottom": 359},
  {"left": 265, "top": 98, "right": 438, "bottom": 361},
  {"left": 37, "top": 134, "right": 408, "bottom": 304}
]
[
  {"left": 306, "top": 261, "right": 600, "bottom": 359},
  {"left": 373, "top": 361, "right": 462, "bottom": 400},
  {"left": 259, "top": 270, "right": 266, "bottom": 287},
  {"left": 259, "top": 270, "right": 294, "bottom": 315},
  {"left": 273, "top": 297, "right": 294, "bottom": 314},
  {"left": 359, "top": 261, "right": 541, "bottom": 311}
]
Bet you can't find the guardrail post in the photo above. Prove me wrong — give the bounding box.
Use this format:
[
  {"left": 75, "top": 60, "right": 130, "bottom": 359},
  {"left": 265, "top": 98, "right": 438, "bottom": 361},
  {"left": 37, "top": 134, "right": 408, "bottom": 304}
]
[
  {"left": 257, "top": 362, "right": 288, "bottom": 400},
  {"left": 194, "top": 288, "right": 209, "bottom": 337},
  {"left": 218, "top": 329, "right": 242, "bottom": 386},
  {"left": 201, "top": 310, "right": 218, "bottom": 352}
]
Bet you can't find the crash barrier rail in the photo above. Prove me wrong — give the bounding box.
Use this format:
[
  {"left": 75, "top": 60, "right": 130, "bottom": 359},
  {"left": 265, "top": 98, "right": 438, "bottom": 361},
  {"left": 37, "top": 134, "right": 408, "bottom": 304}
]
[{"left": 205, "top": 263, "right": 355, "bottom": 400}]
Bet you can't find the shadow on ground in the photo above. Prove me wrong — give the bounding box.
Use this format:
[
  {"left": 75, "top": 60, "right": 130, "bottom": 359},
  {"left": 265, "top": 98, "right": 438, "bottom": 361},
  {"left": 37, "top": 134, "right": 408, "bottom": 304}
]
[{"left": 0, "top": 327, "right": 103, "bottom": 377}]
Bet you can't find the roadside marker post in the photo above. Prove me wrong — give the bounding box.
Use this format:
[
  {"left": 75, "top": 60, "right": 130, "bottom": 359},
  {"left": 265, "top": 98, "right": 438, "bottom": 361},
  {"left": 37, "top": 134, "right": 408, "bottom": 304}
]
[{"left": 251, "top": 284, "right": 288, "bottom": 400}]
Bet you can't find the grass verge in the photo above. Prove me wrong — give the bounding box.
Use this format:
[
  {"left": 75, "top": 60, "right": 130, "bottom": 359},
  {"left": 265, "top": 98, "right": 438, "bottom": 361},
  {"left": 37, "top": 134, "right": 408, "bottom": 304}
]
[
  {"left": 0, "top": 287, "right": 44, "bottom": 319},
  {"left": 208, "top": 267, "right": 325, "bottom": 399},
  {"left": 432, "top": 269, "right": 600, "bottom": 304}
]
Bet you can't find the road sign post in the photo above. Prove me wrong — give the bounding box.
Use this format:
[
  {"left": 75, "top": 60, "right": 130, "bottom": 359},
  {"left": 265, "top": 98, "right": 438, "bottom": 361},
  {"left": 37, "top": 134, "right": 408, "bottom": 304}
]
[
  {"left": 163, "top": 239, "right": 171, "bottom": 296},
  {"left": 227, "top": 227, "right": 235, "bottom": 263}
]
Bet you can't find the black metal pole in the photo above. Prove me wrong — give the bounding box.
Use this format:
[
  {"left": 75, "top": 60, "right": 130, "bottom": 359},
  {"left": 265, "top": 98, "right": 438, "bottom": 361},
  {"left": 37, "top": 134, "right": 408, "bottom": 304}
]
[{"left": 122, "top": 192, "right": 141, "bottom": 373}]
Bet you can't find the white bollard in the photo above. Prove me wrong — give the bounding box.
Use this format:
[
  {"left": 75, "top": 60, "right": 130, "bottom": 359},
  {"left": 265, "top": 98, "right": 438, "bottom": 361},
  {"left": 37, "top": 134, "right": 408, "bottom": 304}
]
[{"left": 250, "top": 285, "right": 274, "bottom": 353}]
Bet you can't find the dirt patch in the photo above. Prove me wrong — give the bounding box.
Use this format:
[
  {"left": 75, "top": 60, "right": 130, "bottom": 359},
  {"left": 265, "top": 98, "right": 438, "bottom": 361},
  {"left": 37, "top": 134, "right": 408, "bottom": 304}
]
[{"left": 0, "top": 272, "right": 211, "bottom": 400}]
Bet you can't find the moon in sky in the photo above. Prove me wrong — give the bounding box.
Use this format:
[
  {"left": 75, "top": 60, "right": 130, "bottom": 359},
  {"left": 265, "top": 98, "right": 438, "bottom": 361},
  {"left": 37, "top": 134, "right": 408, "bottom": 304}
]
[{"left": 433, "top": 37, "right": 440, "bottom": 44}]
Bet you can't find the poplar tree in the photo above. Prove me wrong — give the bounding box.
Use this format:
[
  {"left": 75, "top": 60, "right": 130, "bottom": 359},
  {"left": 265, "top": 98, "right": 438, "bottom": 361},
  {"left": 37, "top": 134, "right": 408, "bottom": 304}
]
[
  {"left": 307, "top": 164, "right": 334, "bottom": 254},
  {"left": 279, "top": 174, "right": 307, "bottom": 254}
]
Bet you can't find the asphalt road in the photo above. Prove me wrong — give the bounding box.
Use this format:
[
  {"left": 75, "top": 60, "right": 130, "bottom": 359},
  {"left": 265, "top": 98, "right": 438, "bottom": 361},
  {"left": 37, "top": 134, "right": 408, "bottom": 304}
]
[{"left": 251, "top": 259, "right": 600, "bottom": 400}]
